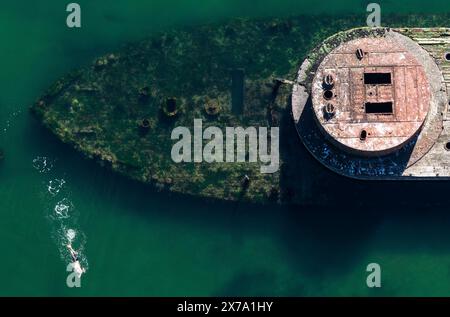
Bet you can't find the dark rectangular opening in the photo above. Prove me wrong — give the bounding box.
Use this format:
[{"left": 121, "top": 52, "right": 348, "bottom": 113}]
[
  {"left": 365, "top": 102, "right": 393, "bottom": 114},
  {"left": 364, "top": 73, "right": 392, "bottom": 85},
  {"left": 231, "top": 68, "right": 245, "bottom": 115}
]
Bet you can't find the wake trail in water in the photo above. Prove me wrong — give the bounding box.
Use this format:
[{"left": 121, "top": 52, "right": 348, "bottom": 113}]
[
  {"left": 32, "top": 156, "right": 89, "bottom": 276},
  {"left": 0, "top": 109, "right": 23, "bottom": 135}
]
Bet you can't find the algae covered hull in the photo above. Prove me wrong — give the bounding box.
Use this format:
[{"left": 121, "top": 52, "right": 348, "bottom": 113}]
[{"left": 31, "top": 15, "right": 450, "bottom": 206}]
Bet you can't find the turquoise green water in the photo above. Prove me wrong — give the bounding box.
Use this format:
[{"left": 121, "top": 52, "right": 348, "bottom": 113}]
[{"left": 2, "top": 0, "right": 450, "bottom": 296}]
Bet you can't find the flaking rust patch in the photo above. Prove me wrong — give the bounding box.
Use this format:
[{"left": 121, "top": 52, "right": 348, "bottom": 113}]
[{"left": 311, "top": 36, "right": 431, "bottom": 156}]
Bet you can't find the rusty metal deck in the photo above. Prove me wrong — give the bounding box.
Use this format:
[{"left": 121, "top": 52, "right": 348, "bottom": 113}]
[{"left": 292, "top": 27, "right": 450, "bottom": 180}]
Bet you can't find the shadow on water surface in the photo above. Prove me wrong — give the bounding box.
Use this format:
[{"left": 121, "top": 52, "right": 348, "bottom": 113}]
[
  {"left": 277, "top": 115, "right": 450, "bottom": 281},
  {"left": 25, "top": 110, "right": 450, "bottom": 295}
]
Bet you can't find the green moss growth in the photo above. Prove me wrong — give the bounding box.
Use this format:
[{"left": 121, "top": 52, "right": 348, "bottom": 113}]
[{"left": 30, "top": 13, "right": 450, "bottom": 204}]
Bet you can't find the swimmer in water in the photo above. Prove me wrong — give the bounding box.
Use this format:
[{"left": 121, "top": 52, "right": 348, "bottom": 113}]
[{"left": 67, "top": 243, "right": 86, "bottom": 278}]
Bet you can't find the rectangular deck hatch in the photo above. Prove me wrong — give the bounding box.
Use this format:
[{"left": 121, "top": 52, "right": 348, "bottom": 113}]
[
  {"left": 364, "top": 73, "right": 392, "bottom": 85},
  {"left": 365, "top": 102, "right": 394, "bottom": 114}
]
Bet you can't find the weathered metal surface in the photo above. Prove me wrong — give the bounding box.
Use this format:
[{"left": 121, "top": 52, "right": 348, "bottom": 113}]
[
  {"left": 30, "top": 15, "right": 450, "bottom": 207},
  {"left": 293, "top": 27, "right": 450, "bottom": 180},
  {"left": 311, "top": 36, "right": 431, "bottom": 156}
]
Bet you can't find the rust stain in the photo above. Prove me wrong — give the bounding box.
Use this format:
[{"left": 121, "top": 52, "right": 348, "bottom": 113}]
[{"left": 312, "top": 37, "right": 431, "bottom": 156}]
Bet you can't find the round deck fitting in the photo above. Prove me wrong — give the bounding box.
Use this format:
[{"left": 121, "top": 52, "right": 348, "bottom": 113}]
[{"left": 311, "top": 36, "right": 431, "bottom": 157}]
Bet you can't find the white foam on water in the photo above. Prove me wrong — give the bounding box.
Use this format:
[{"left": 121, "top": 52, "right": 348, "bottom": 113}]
[
  {"left": 67, "top": 228, "right": 77, "bottom": 242},
  {"left": 47, "top": 179, "right": 66, "bottom": 196},
  {"left": 33, "top": 157, "right": 89, "bottom": 276},
  {"left": 32, "top": 156, "right": 54, "bottom": 173},
  {"left": 55, "top": 225, "right": 89, "bottom": 272},
  {"left": 53, "top": 198, "right": 74, "bottom": 220}
]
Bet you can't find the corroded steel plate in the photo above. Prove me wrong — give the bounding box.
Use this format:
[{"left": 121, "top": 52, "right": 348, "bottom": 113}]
[{"left": 311, "top": 37, "right": 431, "bottom": 156}]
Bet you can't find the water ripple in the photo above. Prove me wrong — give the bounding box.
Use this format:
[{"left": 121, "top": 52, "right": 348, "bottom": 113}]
[
  {"left": 53, "top": 198, "right": 74, "bottom": 220},
  {"left": 47, "top": 179, "right": 66, "bottom": 196},
  {"left": 33, "top": 156, "right": 89, "bottom": 278},
  {"left": 32, "top": 156, "right": 54, "bottom": 173}
]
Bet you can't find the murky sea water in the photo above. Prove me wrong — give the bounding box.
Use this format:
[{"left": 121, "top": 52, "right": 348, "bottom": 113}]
[{"left": 1, "top": 0, "right": 450, "bottom": 296}]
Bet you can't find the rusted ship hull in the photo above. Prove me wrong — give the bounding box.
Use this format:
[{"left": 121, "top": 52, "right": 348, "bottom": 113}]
[
  {"left": 30, "top": 15, "right": 450, "bottom": 207},
  {"left": 293, "top": 27, "right": 450, "bottom": 182}
]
